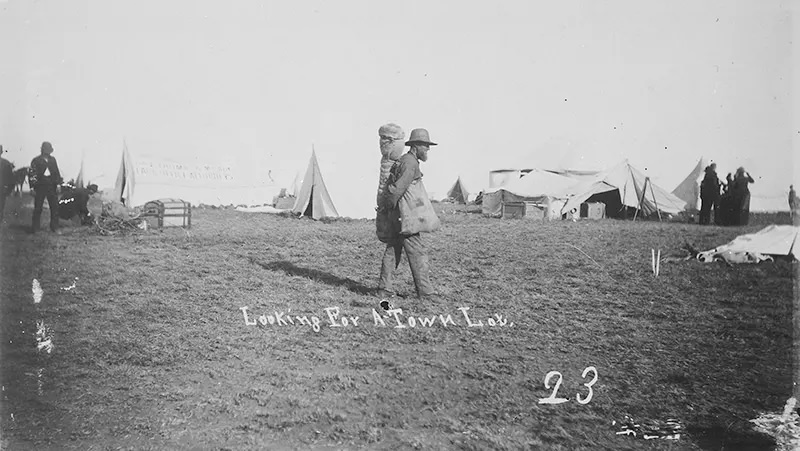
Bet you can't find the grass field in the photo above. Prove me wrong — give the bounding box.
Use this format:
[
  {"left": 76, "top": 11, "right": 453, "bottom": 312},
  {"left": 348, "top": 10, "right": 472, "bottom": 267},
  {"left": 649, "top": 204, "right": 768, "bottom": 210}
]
[{"left": 0, "top": 195, "right": 795, "bottom": 450}]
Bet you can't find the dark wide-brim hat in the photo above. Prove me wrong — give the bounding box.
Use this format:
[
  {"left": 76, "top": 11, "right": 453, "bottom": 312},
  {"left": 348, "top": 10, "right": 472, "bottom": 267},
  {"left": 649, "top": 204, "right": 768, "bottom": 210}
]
[{"left": 405, "top": 128, "right": 437, "bottom": 146}]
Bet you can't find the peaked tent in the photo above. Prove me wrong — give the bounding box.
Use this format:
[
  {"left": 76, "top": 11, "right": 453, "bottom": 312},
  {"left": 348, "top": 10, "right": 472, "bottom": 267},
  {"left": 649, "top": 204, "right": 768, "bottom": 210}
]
[
  {"left": 75, "top": 151, "right": 86, "bottom": 188},
  {"left": 481, "top": 169, "right": 581, "bottom": 217},
  {"left": 561, "top": 159, "right": 687, "bottom": 217},
  {"left": 704, "top": 225, "right": 799, "bottom": 258},
  {"left": 289, "top": 172, "right": 302, "bottom": 197},
  {"left": 292, "top": 150, "right": 339, "bottom": 219},
  {"left": 447, "top": 177, "right": 470, "bottom": 203},
  {"left": 112, "top": 141, "right": 135, "bottom": 205},
  {"left": 111, "top": 140, "right": 280, "bottom": 207},
  {"left": 671, "top": 157, "right": 707, "bottom": 212}
]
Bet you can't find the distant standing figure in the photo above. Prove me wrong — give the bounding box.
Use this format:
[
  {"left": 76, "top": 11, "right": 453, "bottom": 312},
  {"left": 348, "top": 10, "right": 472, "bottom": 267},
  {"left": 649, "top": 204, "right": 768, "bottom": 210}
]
[
  {"left": 699, "top": 163, "right": 720, "bottom": 225},
  {"left": 789, "top": 184, "right": 796, "bottom": 211},
  {"left": 730, "top": 167, "right": 754, "bottom": 226},
  {"left": 0, "top": 145, "right": 15, "bottom": 223},
  {"left": 724, "top": 173, "right": 733, "bottom": 193},
  {"left": 29, "top": 141, "right": 63, "bottom": 233}
]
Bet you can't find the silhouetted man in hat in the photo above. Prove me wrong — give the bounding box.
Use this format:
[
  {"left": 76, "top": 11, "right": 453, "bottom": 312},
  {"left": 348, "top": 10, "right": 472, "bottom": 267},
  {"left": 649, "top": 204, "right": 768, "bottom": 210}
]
[
  {"left": 0, "top": 145, "right": 15, "bottom": 223},
  {"left": 378, "top": 128, "right": 439, "bottom": 306},
  {"left": 699, "top": 163, "right": 720, "bottom": 225},
  {"left": 29, "top": 141, "right": 63, "bottom": 233}
]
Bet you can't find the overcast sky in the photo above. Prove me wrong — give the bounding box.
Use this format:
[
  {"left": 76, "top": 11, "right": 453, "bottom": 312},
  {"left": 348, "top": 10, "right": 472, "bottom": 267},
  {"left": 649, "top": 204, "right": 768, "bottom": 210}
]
[{"left": 0, "top": 0, "right": 796, "bottom": 215}]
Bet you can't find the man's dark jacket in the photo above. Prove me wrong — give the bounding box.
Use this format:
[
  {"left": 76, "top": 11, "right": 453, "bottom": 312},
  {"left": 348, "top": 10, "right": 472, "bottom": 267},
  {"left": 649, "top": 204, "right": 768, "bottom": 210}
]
[{"left": 29, "top": 154, "right": 62, "bottom": 188}]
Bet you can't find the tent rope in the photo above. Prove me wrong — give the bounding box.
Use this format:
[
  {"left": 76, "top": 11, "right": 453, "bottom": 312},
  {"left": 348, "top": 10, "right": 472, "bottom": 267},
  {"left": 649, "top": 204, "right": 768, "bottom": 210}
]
[{"left": 559, "top": 242, "right": 601, "bottom": 267}]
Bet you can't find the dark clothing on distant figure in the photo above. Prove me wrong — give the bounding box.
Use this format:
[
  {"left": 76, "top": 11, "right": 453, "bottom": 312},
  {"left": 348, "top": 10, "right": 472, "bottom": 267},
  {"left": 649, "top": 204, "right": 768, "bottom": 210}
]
[
  {"left": 30, "top": 154, "right": 63, "bottom": 232},
  {"left": 731, "top": 172, "right": 755, "bottom": 226},
  {"left": 379, "top": 152, "right": 435, "bottom": 297},
  {"left": 29, "top": 154, "right": 62, "bottom": 187},
  {"left": 0, "top": 157, "right": 14, "bottom": 222},
  {"left": 59, "top": 187, "right": 94, "bottom": 224},
  {"left": 699, "top": 166, "right": 720, "bottom": 225},
  {"left": 33, "top": 184, "right": 59, "bottom": 232}
]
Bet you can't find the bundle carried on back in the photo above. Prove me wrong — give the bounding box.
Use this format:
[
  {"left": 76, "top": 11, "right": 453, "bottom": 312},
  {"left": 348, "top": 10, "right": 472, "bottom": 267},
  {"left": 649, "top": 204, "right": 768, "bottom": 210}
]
[{"left": 376, "top": 123, "right": 406, "bottom": 242}]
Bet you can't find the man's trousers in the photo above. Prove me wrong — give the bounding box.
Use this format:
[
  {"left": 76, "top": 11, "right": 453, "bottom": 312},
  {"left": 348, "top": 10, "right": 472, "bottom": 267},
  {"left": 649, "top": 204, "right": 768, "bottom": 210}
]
[
  {"left": 32, "top": 184, "right": 59, "bottom": 232},
  {"left": 379, "top": 233, "right": 435, "bottom": 297}
]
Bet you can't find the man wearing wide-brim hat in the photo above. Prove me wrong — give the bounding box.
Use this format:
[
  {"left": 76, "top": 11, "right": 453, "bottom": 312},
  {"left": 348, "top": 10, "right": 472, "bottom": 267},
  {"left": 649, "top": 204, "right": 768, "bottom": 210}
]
[{"left": 378, "top": 128, "right": 440, "bottom": 304}]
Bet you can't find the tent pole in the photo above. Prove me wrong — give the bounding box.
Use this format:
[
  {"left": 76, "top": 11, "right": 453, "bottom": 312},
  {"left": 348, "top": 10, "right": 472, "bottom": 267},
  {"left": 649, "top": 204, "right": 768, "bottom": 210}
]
[
  {"left": 649, "top": 177, "right": 662, "bottom": 222},
  {"left": 634, "top": 178, "right": 649, "bottom": 222}
]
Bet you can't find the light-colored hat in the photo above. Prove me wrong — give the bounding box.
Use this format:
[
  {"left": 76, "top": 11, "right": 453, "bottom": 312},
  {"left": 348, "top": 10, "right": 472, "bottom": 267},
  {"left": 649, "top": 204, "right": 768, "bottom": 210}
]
[{"left": 405, "top": 128, "right": 437, "bottom": 146}]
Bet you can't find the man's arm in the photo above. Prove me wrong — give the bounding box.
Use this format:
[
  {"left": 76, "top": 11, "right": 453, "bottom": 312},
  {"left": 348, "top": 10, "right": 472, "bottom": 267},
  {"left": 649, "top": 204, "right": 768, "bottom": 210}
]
[
  {"left": 386, "top": 157, "right": 417, "bottom": 208},
  {"left": 52, "top": 157, "right": 63, "bottom": 185},
  {"left": 2, "top": 162, "right": 13, "bottom": 193},
  {"left": 28, "top": 158, "right": 40, "bottom": 188}
]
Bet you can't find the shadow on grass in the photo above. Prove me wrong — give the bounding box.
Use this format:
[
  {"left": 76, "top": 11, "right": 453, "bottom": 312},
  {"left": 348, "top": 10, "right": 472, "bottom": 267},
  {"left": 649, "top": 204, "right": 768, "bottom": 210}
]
[
  {"left": 687, "top": 424, "right": 776, "bottom": 451},
  {"left": 248, "top": 257, "right": 374, "bottom": 295},
  {"left": 5, "top": 223, "right": 32, "bottom": 233}
]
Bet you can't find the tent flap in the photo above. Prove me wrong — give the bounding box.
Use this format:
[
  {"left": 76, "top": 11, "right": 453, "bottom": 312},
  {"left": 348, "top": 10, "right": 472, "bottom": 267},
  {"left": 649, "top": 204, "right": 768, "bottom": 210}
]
[{"left": 710, "top": 225, "right": 799, "bottom": 257}]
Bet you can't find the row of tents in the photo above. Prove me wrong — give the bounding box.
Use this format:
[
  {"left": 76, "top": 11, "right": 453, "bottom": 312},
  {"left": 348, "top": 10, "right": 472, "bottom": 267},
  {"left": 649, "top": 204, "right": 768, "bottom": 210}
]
[
  {"left": 480, "top": 160, "right": 688, "bottom": 219},
  {"left": 98, "top": 142, "right": 800, "bottom": 260},
  {"left": 111, "top": 143, "right": 345, "bottom": 220},
  {"left": 96, "top": 141, "right": 772, "bottom": 221},
  {"left": 106, "top": 141, "right": 479, "bottom": 220}
]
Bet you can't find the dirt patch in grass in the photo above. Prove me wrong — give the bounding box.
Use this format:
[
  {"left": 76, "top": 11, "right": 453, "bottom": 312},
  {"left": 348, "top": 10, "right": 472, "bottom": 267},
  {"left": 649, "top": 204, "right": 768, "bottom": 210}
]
[{"left": 1, "top": 197, "right": 792, "bottom": 449}]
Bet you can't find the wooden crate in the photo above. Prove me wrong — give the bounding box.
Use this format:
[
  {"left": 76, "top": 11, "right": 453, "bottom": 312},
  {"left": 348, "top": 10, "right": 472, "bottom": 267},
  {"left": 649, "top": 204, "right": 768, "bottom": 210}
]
[
  {"left": 580, "top": 202, "right": 606, "bottom": 220},
  {"left": 502, "top": 202, "right": 545, "bottom": 220},
  {"left": 143, "top": 198, "right": 191, "bottom": 229},
  {"left": 274, "top": 196, "right": 296, "bottom": 210}
]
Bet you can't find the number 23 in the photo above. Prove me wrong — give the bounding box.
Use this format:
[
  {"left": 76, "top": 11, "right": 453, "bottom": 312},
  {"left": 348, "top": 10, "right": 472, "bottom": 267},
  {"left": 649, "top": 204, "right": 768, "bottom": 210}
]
[{"left": 538, "top": 366, "right": 598, "bottom": 405}]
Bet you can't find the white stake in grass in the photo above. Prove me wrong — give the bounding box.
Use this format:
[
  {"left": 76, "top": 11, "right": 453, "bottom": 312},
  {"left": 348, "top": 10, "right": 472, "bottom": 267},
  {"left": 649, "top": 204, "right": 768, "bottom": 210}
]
[
  {"left": 32, "top": 279, "right": 43, "bottom": 304},
  {"left": 656, "top": 249, "right": 661, "bottom": 277},
  {"left": 651, "top": 249, "right": 656, "bottom": 275}
]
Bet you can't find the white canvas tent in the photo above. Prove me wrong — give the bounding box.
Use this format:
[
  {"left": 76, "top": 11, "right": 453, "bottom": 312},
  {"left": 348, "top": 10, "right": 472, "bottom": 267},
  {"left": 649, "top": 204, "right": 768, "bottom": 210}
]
[
  {"left": 292, "top": 150, "right": 339, "bottom": 219},
  {"left": 481, "top": 169, "right": 580, "bottom": 217},
  {"left": 446, "top": 177, "right": 470, "bottom": 203},
  {"left": 111, "top": 141, "right": 280, "bottom": 208},
  {"left": 672, "top": 157, "right": 792, "bottom": 213},
  {"left": 289, "top": 172, "right": 302, "bottom": 197},
  {"left": 672, "top": 157, "right": 707, "bottom": 212},
  {"left": 488, "top": 169, "right": 533, "bottom": 188},
  {"left": 705, "top": 225, "right": 799, "bottom": 258},
  {"left": 561, "top": 159, "right": 687, "bottom": 217},
  {"left": 544, "top": 168, "right": 602, "bottom": 181}
]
